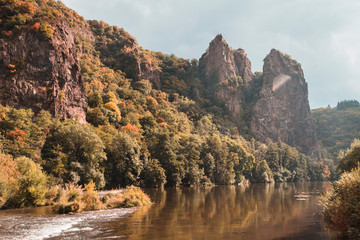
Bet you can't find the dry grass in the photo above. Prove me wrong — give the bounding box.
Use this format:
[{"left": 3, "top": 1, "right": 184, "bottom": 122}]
[{"left": 53, "top": 183, "right": 151, "bottom": 214}]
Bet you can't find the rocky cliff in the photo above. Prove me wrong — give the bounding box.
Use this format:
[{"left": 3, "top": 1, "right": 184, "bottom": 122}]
[
  {"left": 199, "top": 34, "right": 253, "bottom": 118},
  {"left": 0, "top": 19, "right": 88, "bottom": 123},
  {"left": 251, "top": 49, "right": 320, "bottom": 157}
]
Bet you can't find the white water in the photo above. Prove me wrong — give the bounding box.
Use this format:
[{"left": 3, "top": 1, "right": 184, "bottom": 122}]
[{"left": 0, "top": 208, "right": 135, "bottom": 240}]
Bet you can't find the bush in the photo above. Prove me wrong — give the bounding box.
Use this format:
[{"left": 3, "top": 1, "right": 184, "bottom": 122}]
[
  {"left": 53, "top": 183, "right": 84, "bottom": 214},
  {"left": 6, "top": 157, "right": 48, "bottom": 208},
  {"left": 116, "top": 186, "right": 152, "bottom": 208},
  {"left": 39, "top": 23, "right": 54, "bottom": 39},
  {"left": 82, "top": 180, "right": 102, "bottom": 211},
  {"left": 338, "top": 139, "right": 360, "bottom": 174},
  {"left": 0, "top": 153, "right": 19, "bottom": 208},
  {"left": 321, "top": 167, "right": 360, "bottom": 239}
]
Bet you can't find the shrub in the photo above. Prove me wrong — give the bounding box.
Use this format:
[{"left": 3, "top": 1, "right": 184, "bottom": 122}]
[
  {"left": 338, "top": 139, "right": 360, "bottom": 174},
  {"left": 6, "top": 157, "right": 48, "bottom": 208},
  {"left": 116, "top": 186, "right": 152, "bottom": 208},
  {"left": 39, "top": 22, "right": 54, "bottom": 39},
  {"left": 82, "top": 180, "right": 102, "bottom": 211},
  {"left": 104, "top": 102, "right": 121, "bottom": 120},
  {"left": 321, "top": 167, "right": 360, "bottom": 239},
  {"left": 53, "top": 184, "right": 151, "bottom": 213},
  {"left": 0, "top": 153, "right": 19, "bottom": 208},
  {"left": 52, "top": 183, "right": 83, "bottom": 214}
]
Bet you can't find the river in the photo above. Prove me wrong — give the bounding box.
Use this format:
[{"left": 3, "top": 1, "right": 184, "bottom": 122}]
[{"left": 0, "top": 182, "right": 338, "bottom": 240}]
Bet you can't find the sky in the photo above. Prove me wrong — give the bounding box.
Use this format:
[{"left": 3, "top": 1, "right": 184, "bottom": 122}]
[{"left": 62, "top": 0, "right": 360, "bottom": 109}]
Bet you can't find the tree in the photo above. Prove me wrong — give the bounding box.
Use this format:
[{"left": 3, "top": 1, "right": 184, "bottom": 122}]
[
  {"left": 6, "top": 157, "right": 48, "bottom": 208},
  {"left": 0, "top": 153, "right": 18, "bottom": 208},
  {"left": 42, "top": 122, "right": 106, "bottom": 188},
  {"left": 140, "top": 159, "right": 166, "bottom": 188},
  {"left": 106, "top": 132, "right": 143, "bottom": 187},
  {"left": 338, "top": 139, "right": 360, "bottom": 173},
  {"left": 336, "top": 100, "right": 359, "bottom": 110}
]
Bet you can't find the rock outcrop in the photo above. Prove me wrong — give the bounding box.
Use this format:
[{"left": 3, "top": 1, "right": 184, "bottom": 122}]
[
  {"left": 233, "top": 48, "right": 253, "bottom": 85},
  {"left": 199, "top": 34, "right": 253, "bottom": 118},
  {"left": 251, "top": 49, "right": 320, "bottom": 157},
  {"left": 0, "top": 20, "right": 88, "bottom": 123}
]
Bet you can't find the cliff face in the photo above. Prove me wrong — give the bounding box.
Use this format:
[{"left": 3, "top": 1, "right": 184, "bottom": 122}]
[
  {"left": 251, "top": 49, "right": 320, "bottom": 157},
  {"left": 233, "top": 48, "right": 253, "bottom": 85},
  {"left": 0, "top": 20, "right": 88, "bottom": 123},
  {"left": 199, "top": 34, "right": 253, "bottom": 118}
]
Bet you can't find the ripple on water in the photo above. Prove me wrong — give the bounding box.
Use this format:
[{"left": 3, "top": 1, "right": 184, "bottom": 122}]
[{"left": 0, "top": 208, "right": 136, "bottom": 240}]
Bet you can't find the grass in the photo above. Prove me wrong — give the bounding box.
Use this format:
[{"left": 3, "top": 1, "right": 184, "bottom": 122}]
[{"left": 52, "top": 182, "right": 152, "bottom": 214}]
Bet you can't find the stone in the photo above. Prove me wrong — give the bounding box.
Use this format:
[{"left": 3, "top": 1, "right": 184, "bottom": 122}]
[
  {"left": 0, "top": 19, "right": 88, "bottom": 123},
  {"left": 199, "top": 34, "right": 253, "bottom": 118},
  {"left": 251, "top": 49, "right": 321, "bottom": 158}
]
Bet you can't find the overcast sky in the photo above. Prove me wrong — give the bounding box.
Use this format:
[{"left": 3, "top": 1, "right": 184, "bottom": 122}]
[{"left": 62, "top": 0, "right": 360, "bottom": 109}]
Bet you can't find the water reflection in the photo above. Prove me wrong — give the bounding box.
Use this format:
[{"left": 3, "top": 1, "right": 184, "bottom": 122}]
[
  {"left": 111, "top": 182, "right": 334, "bottom": 240},
  {"left": 0, "top": 183, "right": 336, "bottom": 240}
]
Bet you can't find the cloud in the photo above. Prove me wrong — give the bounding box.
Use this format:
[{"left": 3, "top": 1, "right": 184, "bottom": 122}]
[{"left": 62, "top": 0, "right": 360, "bottom": 108}]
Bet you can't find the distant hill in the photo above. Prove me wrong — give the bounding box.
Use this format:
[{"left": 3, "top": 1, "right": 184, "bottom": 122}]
[{"left": 312, "top": 101, "right": 360, "bottom": 157}]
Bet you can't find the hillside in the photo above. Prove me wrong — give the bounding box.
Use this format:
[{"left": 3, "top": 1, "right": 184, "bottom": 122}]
[
  {"left": 0, "top": 0, "right": 334, "bottom": 207},
  {"left": 312, "top": 100, "right": 360, "bottom": 158}
]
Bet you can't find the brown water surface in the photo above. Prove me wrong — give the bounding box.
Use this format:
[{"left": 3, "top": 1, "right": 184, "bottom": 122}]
[{"left": 0, "top": 182, "right": 338, "bottom": 239}]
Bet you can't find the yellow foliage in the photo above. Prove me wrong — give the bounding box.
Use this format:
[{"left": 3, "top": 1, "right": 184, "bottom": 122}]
[{"left": 107, "top": 91, "right": 118, "bottom": 104}]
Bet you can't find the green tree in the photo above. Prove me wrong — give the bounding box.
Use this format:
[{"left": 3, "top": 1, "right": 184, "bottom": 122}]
[
  {"left": 42, "top": 122, "right": 106, "bottom": 188},
  {"left": 338, "top": 139, "right": 360, "bottom": 173},
  {"left": 106, "top": 132, "right": 143, "bottom": 187},
  {"left": 140, "top": 159, "right": 166, "bottom": 188}
]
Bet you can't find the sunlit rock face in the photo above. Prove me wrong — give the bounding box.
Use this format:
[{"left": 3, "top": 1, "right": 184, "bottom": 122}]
[
  {"left": 251, "top": 49, "right": 321, "bottom": 158},
  {"left": 0, "top": 19, "right": 88, "bottom": 123},
  {"left": 199, "top": 34, "right": 253, "bottom": 118}
]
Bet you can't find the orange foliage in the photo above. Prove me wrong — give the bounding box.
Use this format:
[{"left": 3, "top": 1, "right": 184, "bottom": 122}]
[
  {"left": 123, "top": 46, "right": 132, "bottom": 53},
  {"left": 2, "top": 31, "right": 13, "bottom": 38},
  {"left": 7, "top": 128, "right": 26, "bottom": 142},
  {"left": 146, "top": 96, "right": 158, "bottom": 110},
  {"left": 156, "top": 117, "right": 165, "bottom": 123},
  {"left": 19, "top": 1, "right": 36, "bottom": 14},
  {"left": 104, "top": 102, "right": 121, "bottom": 119},
  {"left": 157, "top": 92, "right": 167, "bottom": 100},
  {"left": 0, "top": 153, "right": 18, "bottom": 183},
  {"left": 156, "top": 92, "right": 168, "bottom": 105},
  {"left": 89, "top": 80, "right": 105, "bottom": 92},
  {"left": 121, "top": 124, "right": 139, "bottom": 133},
  {"left": 31, "top": 22, "right": 40, "bottom": 32},
  {"left": 158, "top": 122, "right": 168, "bottom": 128}
]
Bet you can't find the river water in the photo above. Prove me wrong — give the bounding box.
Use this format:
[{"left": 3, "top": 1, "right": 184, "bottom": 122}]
[{"left": 0, "top": 182, "right": 338, "bottom": 240}]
